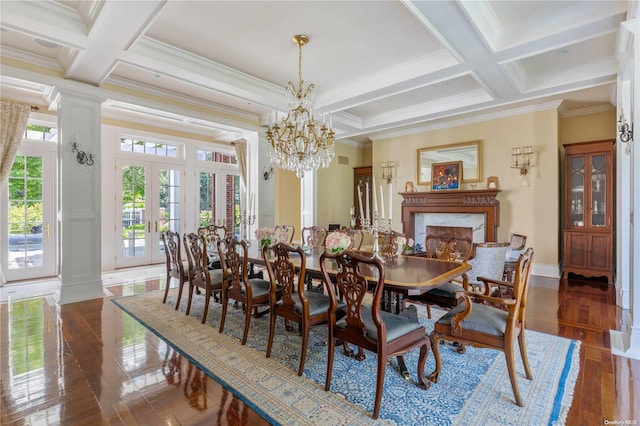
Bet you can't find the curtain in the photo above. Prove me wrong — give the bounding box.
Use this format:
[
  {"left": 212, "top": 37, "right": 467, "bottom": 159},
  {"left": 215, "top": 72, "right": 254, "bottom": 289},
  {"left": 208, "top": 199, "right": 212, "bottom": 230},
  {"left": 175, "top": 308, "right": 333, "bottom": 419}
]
[
  {"left": 1, "top": 100, "right": 32, "bottom": 188},
  {"left": 233, "top": 139, "right": 247, "bottom": 188},
  {"left": 0, "top": 101, "right": 31, "bottom": 285}
]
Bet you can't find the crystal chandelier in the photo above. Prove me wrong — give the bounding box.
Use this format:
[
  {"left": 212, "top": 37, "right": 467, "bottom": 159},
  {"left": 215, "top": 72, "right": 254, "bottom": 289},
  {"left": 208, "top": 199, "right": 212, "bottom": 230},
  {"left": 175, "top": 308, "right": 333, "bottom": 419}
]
[{"left": 266, "top": 35, "right": 335, "bottom": 178}]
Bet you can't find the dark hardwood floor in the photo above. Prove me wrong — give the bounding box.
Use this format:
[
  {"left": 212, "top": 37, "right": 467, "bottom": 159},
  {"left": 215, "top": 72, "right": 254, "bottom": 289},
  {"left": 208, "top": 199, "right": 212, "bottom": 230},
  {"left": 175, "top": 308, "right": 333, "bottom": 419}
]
[{"left": 1, "top": 274, "right": 637, "bottom": 425}]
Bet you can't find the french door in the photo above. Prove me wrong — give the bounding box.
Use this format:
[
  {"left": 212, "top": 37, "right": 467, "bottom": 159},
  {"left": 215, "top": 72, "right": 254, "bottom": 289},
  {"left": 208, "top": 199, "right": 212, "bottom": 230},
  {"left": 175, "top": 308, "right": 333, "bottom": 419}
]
[
  {"left": 2, "top": 149, "right": 56, "bottom": 282},
  {"left": 115, "top": 160, "right": 183, "bottom": 268}
]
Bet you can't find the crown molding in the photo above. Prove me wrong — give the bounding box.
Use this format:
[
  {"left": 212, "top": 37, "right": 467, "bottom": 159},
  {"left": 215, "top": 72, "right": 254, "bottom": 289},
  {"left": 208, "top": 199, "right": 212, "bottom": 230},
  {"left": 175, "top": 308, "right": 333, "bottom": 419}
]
[{"left": 369, "top": 100, "right": 563, "bottom": 141}]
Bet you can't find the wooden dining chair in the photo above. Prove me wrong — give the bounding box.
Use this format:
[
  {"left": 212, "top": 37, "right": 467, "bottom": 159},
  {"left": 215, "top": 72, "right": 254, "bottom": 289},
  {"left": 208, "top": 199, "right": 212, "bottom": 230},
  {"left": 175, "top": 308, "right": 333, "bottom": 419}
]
[
  {"left": 275, "top": 224, "right": 295, "bottom": 243},
  {"left": 320, "top": 249, "right": 430, "bottom": 419},
  {"left": 429, "top": 248, "right": 534, "bottom": 407},
  {"left": 197, "top": 225, "right": 222, "bottom": 270},
  {"left": 340, "top": 227, "right": 364, "bottom": 250},
  {"left": 504, "top": 233, "right": 527, "bottom": 281},
  {"left": 301, "top": 226, "right": 327, "bottom": 247},
  {"left": 263, "top": 242, "right": 343, "bottom": 376},
  {"left": 183, "top": 232, "right": 224, "bottom": 323},
  {"left": 218, "top": 237, "right": 280, "bottom": 345},
  {"left": 161, "top": 230, "right": 190, "bottom": 309},
  {"left": 378, "top": 230, "right": 406, "bottom": 255},
  {"left": 404, "top": 235, "right": 473, "bottom": 318}
]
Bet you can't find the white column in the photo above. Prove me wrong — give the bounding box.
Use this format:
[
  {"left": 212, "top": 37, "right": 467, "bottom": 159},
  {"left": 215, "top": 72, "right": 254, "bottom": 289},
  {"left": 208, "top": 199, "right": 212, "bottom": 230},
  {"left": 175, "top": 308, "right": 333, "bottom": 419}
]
[
  {"left": 54, "top": 88, "right": 105, "bottom": 304},
  {"left": 610, "top": 16, "right": 640, "bottom": 360}
]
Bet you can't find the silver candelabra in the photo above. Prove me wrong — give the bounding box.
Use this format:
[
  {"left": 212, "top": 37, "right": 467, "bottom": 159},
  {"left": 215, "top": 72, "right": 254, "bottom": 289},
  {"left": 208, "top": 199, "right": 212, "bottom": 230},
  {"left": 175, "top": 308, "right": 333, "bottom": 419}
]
[
  {"left": 240, "top": 210, "right": 256, "bottom": 244},
  {"left": 357, "top": 213, "right": 392, "bottom": 258}
]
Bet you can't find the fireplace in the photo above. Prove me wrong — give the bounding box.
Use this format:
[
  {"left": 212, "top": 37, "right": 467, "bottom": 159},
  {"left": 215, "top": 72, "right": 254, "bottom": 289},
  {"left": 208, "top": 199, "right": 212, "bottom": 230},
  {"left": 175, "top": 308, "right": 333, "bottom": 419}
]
[{"left": 400, "top": 189, "right": 500, "bottom": 246}]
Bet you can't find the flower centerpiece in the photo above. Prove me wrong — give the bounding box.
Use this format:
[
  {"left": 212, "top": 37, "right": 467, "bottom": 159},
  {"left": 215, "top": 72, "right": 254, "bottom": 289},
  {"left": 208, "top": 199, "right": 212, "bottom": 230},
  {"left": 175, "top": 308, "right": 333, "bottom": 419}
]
[
  {"left": 404, "top": 238, "right": 415, "bottom": 254},
  {"left": 255, "top": 227, "right": 276, "bottom": 248},
  {"left": 325, "top": 231, "right": 351, "bottom": 253}
]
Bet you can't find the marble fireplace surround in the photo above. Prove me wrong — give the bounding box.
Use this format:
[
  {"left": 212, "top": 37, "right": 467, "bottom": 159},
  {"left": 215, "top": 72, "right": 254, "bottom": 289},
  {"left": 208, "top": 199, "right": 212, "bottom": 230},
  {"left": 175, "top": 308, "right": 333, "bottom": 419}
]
[{"left": 400, "top": 190, "right": 500, "bottom": 246}]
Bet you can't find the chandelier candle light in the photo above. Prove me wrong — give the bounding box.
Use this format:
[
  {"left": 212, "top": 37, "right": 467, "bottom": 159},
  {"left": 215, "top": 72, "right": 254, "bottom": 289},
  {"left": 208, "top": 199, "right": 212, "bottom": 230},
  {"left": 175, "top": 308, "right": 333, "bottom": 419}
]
[{"left": 266, "top": 35, "right": 335, "bottom": 178}]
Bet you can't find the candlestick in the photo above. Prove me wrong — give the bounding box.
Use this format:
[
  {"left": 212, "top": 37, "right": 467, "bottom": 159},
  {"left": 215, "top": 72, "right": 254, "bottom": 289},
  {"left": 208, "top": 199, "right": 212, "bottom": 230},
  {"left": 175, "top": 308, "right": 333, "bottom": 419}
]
[
  {"left": 365, "top": 179, "right": 370, "bottom": 221},
  {"left": 380, "top": 184, "right": 385, "bottom": 220},
  {"left": 357, "top": 181, "right": 364, "bottom": 220},
  {"left": 388, "top": 182, "right": 393, "bottom": 221},
  {"left": 372, "top": 176, "right": 378, "bottom": 217}
]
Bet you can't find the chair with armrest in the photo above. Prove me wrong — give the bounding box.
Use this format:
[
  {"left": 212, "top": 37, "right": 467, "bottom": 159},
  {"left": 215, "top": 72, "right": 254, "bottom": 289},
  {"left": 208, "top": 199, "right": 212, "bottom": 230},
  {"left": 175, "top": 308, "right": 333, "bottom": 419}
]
[
  {"left": 504, "top": 233, "right": 527, "bottom": 282},
  {"left": 218, "top": 237, "right": 281, "bottom": 345},
  {"left": 183, "top": 232, "right": 224, "bottom": 323},
  {"left": 275, "top": 224, "right": 295, "bottom": 243},
  {"left": 301, "top": 226, "right": 327, "bottom": 247},
  {"left": 429, "top": 247, "right": 534, "bottom": 407},
  {"left": 263, "top": 242, "right": 345, "bottom": 376},
  {"left": 320, "top": 249, "right": 430, "bottom": 419},
  {"left": 403, "top": 235, "right": 473, "bottom": 318},
  {"left": 161, "top": 230, "right": 190, "bottom": 308}
]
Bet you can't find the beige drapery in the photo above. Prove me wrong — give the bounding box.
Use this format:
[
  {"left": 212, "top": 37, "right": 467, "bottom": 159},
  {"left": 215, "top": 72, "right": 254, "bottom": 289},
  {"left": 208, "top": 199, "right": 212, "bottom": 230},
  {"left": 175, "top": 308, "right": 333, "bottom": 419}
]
[
  {"left": 1, "top": 100, "right": 32, "bottom": 189},
  {"left": 0, "top": 101, "right": 32, "bottom": 285},
  {"left": 232, "top": 139, "right": 247, "bottom": 188}
]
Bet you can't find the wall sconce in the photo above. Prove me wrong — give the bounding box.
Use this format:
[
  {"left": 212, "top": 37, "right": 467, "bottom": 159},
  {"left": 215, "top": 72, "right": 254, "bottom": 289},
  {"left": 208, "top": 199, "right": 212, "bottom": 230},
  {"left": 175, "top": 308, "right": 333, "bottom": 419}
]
[
  {"left": 380, "top": 161, "right": 395, "bottom": 183},
  {"left": 511, "top": 146, "right": 534, "bottom": 186},
  {"left": 71, "top": 142, "right": 95, "bottom": 166},
  {"left": 617, "top": 110, "right": 633, "bottom": 155},
  {"left": 263, "top": 167, "right": 274, "bottom": 180}
]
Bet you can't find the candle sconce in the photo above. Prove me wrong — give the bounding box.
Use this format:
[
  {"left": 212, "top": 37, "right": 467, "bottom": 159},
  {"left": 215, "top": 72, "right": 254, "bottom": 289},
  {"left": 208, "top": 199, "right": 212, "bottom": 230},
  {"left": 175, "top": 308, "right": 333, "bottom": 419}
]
[
  {"left": 617, "top": 110, "right": 633, "bottom": 155},
  {"left": 380, "top": 161, "right": 395, "bottom": 183},
  {"left": 511, "top": 146, "right": 534, "bottom": 186},
  {"left": 71, "top": 142, "right": 95, "bottom": 166}
]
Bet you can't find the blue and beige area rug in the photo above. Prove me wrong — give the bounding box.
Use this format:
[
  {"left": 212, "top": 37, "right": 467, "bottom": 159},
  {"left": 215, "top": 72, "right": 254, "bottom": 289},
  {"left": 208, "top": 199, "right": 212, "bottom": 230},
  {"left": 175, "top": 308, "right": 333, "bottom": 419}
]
[{"left": 113, "top": 289, "right": 580, "bottom": 425}]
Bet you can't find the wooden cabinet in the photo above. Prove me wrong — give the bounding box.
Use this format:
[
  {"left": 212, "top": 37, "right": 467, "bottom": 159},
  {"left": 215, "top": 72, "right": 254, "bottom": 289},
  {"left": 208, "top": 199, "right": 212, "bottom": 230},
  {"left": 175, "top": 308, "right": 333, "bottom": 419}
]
[
  {"left": 563, "top": 140, "right": 614, "bottom": 283},
  {"left": 353, "top": 166, "right": 372, "bottom": 229}
]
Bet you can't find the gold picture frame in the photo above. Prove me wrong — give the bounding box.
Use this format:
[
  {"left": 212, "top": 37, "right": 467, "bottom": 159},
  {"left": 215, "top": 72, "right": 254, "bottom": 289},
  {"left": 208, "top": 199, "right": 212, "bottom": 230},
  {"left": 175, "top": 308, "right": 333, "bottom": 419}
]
[{"left": 417, "top": 140, "right": 482, "bottom": 185}]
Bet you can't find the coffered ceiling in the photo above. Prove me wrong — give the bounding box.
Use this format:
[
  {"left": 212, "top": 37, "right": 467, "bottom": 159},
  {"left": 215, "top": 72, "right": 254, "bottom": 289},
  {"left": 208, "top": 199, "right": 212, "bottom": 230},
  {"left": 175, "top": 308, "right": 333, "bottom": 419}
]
[{"left": 0, "top": 1, "right": 631, "bottom": 143}]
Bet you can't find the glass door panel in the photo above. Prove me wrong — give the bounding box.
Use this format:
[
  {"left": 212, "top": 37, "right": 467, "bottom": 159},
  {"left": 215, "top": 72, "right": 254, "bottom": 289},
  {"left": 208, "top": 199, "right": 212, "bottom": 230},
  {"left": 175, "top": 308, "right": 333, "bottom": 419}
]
[
  {"left": 156, "top": 167, "right": 181, "bottom": 261},
  {"left": 569, "top": 156, "right": 585, "bottom": 227},
  {"left": 116, "top": 161, "right": 182, "bottom": 268},
  {"left": 591, "top": 154, "right": 606, "bottom": 228},
  {"left": 2, "top": 151, "right": 56, "bottom": 281},
  {"left": 120, "top": 165, "right": 147, "bottom": 261},
  {"left": 198, "top": 172, "right": 217, "bottom": 226},
  {"left": 227, "top": 174, "right": 241, "bottom": 239}
]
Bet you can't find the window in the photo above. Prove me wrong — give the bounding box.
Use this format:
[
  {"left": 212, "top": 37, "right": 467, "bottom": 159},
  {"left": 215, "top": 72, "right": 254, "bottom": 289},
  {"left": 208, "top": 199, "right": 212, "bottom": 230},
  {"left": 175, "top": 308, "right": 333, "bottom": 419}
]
[
  {"left": 24, "top": 124, "right": 58, "bottom": 142},
  {"left": 120, "top": 137, "right": 180, "bottom": 158},
  {"left": 197, "top": 148, "right": 237, "bottom": 164}
]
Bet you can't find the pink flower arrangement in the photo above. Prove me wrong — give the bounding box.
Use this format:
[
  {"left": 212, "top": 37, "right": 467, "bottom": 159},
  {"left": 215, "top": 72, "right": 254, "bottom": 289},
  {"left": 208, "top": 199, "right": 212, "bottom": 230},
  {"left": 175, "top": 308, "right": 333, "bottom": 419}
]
[
  {"left": 255, "top": 227, "right": 276, "bottom": 247},
  {"left": 325, "top": 231, "right": 352, "bottom": 253}
]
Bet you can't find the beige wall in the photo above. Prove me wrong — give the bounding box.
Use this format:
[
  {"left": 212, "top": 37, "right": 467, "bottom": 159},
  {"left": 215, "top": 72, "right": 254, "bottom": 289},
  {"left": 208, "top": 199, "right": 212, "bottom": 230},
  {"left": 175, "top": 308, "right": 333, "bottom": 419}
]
[
  {"left": 316, "top": 142, "right": 371, "bottom": 229},
  {"left": 273, "top": 168, "right": 301, "bottom": 240},
  {"left": 374, "top": 109, "right": 560, "bottom": 269}
]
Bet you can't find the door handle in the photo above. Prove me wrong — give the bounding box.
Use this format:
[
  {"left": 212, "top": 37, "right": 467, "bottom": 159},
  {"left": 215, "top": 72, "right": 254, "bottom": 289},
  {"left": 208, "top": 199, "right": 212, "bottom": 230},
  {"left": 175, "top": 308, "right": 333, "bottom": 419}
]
[
  {"left": 147, "top": 221, "right": 151, "bottom": 232},
  {"left": 45, "top": 223, "right": 50, "bottom": 238},
  {"left": 155, "top": 221, "right": 158, "bottom": 233}
]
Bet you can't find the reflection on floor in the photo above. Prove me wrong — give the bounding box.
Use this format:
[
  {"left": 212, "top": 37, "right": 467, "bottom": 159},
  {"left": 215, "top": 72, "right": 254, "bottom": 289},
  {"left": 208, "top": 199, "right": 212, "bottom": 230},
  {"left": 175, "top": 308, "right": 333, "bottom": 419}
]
[
  {"left": 0, "top": 272, "right": 637, "bottom": 425},
  {"left": 0, "top": 265, "right": 165, "bottom": 303}
]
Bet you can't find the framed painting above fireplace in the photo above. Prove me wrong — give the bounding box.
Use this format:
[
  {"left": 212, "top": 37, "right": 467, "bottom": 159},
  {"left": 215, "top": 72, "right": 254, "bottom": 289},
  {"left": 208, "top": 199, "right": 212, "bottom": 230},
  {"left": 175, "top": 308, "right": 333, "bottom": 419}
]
[
  {"left": 417, "top": 140, "right": 482, "bottom": 185},
  {"left": 431, "top": 161, "right": 462, "bottom": 191}
]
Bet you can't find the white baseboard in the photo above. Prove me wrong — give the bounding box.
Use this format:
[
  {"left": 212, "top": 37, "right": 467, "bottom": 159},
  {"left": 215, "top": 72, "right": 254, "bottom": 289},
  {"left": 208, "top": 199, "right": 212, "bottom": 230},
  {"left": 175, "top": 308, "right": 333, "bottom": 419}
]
[{"left": 531, "top": 263, "right": 561, "bottom": 279}]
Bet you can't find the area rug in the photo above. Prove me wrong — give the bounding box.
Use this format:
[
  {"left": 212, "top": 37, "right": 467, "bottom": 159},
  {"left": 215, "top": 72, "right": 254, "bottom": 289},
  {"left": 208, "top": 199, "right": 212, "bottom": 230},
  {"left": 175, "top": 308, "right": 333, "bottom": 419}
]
[{"left": 113, "top": 289, "right": 580, "bottom": 426}]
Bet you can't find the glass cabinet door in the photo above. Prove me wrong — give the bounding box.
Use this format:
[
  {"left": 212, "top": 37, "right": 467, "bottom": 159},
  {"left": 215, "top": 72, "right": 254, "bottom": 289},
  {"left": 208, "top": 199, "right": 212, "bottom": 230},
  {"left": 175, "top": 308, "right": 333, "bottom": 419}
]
[
  {"left": 591, "top": 154, "right": 606, "bottom": 228},
  {"left": 569, "top": 156, "right": 585, "bottom": 227}
]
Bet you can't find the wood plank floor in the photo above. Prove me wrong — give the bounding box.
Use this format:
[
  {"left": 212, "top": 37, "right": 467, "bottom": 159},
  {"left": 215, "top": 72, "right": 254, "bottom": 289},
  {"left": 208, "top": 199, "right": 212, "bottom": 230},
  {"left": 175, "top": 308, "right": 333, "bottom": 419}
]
[{"left": 1, "top": 274, "right": 638, "bottom": 425}]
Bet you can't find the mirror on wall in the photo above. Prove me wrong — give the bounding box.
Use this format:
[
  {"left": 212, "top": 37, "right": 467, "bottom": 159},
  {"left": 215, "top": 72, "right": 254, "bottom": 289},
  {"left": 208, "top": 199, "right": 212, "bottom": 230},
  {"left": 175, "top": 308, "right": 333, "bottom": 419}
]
[{"left": 417, "top": 140, "right": 482, "bottom": 185}]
